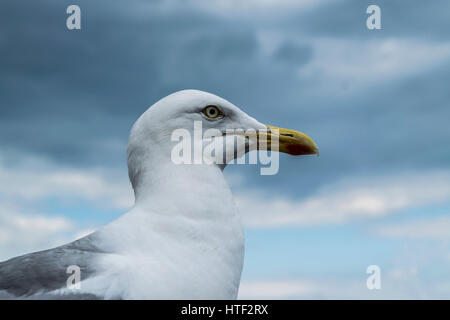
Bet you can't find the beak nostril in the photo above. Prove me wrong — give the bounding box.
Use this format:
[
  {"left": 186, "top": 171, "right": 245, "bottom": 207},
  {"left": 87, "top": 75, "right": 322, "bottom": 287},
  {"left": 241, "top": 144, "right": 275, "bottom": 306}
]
[{"left": 263, "top": 124, "right": 318, "bottom": 156}]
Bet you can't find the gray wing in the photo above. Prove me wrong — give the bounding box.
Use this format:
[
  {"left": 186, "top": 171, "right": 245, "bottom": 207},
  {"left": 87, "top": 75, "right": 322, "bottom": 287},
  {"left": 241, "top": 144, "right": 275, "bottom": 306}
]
[{"left": 0, "top": 233, "right": 107, "bottom": 299}]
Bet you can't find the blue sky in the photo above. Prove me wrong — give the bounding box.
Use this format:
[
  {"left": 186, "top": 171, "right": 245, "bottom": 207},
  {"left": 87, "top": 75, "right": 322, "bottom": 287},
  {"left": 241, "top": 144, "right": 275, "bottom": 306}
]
[{"left": 1, "top": 0, "right": 450, "bottom": 298}]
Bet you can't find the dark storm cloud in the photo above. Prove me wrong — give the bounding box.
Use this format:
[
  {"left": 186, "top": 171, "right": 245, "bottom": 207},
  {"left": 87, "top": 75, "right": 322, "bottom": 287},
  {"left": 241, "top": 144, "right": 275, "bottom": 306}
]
[
  {"left": 0, "top": 0, "right": 307, "bottom": 167},
  {"left": 280, "top": 0, "right": 450, "bottom": 40},
  {"left": 0, "top": 0, "right": 261, "bottom": 165},
  {"left": 273, "top": 42, "right": 313, "bottom": 66},
  {"left": 0, "top": 0, "right": 449, "bottom": 199}
]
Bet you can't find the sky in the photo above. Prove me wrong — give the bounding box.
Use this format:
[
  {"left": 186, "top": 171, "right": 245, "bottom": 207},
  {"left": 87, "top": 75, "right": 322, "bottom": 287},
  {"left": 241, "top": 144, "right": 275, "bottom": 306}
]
[{"left": 1, "top": 0, "right": 450, "bottom": 299}]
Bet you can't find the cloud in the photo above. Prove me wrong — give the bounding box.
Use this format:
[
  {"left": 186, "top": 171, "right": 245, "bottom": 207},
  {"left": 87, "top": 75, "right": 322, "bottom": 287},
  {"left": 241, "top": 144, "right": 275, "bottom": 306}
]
[
  {"left": 238, "top": 274, "right": 450, "bottom": 299},
  {"left": 236, "top": 170, "right": 450, "bottom": 227},
  {"left": 0, "top": 156, "right": 133, "bottom": 260},
  {"left": 373, "top": 216, "right": 450, "bottom": 239},
  {"left": 238, "top": 280, "right": 320, "bottom": 299},
  {"left": 240, "top": 254, "right": 450, "bottom": 299},
  {"left": 0, "top": 157, "right": 133, "bottom": 210},
  {"left": 285, "top": 0, "right": 450, "bottom": 41},
  {"left": 297, "top": 38, "right": 450, "bottom": 93},
  {"left": 0, "top": 202, "right": 79, "bottom": 260},
  {"left": 188, "top": 0, "right": 336, "bottom": 15},
  {"left": 273, "top": 41, "right": 313, "bottom": 66},
  {"left": 1, "top": 0, "right": 450, "bottom": 188},
  {"left": 0, "top": 199, "right": 97, "bottom": 261}
]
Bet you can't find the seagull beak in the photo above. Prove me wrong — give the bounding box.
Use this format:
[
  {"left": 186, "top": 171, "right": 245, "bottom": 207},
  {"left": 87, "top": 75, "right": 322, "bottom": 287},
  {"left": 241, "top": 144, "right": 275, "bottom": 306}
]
[{"left": 258, "top": 124, "right": 319, "bottom": 156}]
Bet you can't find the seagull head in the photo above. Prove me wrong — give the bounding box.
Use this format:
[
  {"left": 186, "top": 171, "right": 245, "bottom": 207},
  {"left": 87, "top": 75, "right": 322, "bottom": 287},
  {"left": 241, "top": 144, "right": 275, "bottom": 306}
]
[{"left": 127, "top": 90, "right": 318, "bottom": 192}]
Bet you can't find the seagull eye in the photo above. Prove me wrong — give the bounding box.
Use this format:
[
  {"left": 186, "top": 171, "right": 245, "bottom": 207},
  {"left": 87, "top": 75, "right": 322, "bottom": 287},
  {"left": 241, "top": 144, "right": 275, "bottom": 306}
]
[{"left": 202, "top": 105, "right": 223, "bottom": 120}]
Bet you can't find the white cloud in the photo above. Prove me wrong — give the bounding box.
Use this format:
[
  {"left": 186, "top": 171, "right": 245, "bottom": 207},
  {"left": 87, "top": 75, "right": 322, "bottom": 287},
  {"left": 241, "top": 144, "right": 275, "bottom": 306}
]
[
  {"left": 0, "top": 163, "right": 133, "bottom": 210},
  {"left": 239, "top": 272, "right": 450, "bottom": 299},
  {"left": 297, "top": 38, "right": 450, "bottom": 93},
  {"left": 0, "top": 157, "right": 133, "bottom": 260},
  {"left": 0, "top": 202, "right": 81, "bottom": 260},
  {"left": 238, "top": 280, "right": 320, "bottom": 299},
  {"left": 130, "top": 0, "right": 337, "bottom": 20},
  {"left": 189, "top": 0, "right": 336, "bottom": 15},
  {"left": 236, "top": 170, "right": 450, "bottom": 228},
  {"left": 373, "top": 216, "right": 450, "bottom": 239}
]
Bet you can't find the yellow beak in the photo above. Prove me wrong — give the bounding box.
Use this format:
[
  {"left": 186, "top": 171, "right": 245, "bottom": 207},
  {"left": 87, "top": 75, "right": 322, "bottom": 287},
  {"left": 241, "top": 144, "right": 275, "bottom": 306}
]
[{"left": 258, "top": 124, "right": 319, "bottom": 156}]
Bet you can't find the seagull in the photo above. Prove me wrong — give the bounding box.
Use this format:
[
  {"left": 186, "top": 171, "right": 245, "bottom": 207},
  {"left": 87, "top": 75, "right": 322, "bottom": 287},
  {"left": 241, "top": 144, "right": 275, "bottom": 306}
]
[{"left": 0, "top": 90, "right": 318, "bottom": 299}]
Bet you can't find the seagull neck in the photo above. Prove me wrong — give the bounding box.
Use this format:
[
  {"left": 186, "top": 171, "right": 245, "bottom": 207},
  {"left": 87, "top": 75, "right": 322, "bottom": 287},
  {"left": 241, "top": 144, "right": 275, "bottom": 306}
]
[{"left": 132, "top": 161, "right": 232, "bottom": 213}]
